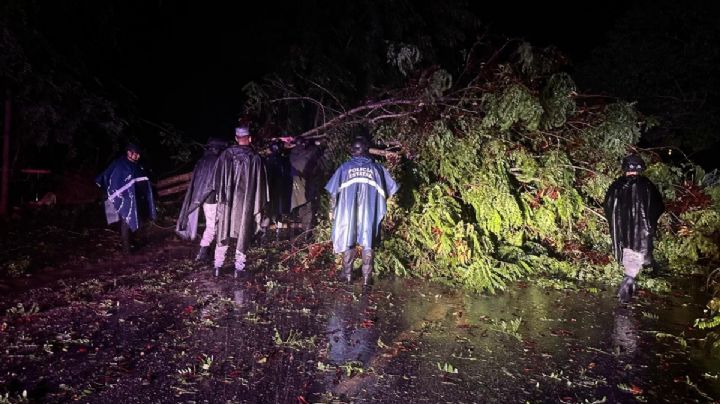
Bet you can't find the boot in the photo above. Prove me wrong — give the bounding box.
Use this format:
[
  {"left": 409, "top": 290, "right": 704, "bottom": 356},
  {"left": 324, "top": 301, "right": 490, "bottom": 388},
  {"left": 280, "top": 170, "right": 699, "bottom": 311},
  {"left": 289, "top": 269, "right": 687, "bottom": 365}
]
[
  {"left": 617, "top": 276, "right": 635, "bottom": 303},
  {"left": 361, "top": 248, "right": 374, "bottom": 289},
  {"left": 120, "top": 219, "right": 132, "bottom": 254},
  {"left": 234, "top": 252, "right": 247, "bottom": 278},
  {"left": 195, "top": 246, "right": 211, "bottom": 262},
  {"left": 340, "top": 249, "right": 356, "bottom": 283}
]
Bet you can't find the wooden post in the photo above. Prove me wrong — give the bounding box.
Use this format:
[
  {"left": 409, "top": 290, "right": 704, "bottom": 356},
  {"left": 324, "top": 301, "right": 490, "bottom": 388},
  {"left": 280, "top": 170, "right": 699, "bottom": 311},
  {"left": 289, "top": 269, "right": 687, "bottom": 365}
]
[{"left": 0, "top": 93, "right": 10, "bottom": 216}]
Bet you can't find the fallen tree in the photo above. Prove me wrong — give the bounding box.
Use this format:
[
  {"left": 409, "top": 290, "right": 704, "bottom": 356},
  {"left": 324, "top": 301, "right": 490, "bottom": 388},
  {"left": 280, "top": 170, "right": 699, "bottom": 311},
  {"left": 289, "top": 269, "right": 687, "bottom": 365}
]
[{"left": 243, "top": 42, "right": 720, "bottom": 293}]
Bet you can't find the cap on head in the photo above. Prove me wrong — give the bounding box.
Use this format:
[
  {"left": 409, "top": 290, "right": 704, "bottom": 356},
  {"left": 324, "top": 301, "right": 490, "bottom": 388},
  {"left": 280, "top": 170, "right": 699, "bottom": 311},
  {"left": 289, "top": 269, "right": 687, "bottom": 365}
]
[
  {"left": 622, "top": 154, "right": 646, "bottom": 173},
  {"left": 350, "top": 136, "right": 370, "bottom": 156},
  {"left": 235, "top": 126, "right": 250, "bottom": 138}
]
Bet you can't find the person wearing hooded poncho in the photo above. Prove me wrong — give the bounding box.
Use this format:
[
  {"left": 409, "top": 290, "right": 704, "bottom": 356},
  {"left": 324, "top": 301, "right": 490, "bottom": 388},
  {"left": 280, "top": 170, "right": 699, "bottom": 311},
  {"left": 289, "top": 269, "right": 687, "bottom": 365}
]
[
  {"left": 96, "top": 143, "right": 157, "bottom": 253},
  {"left": 290, "top": 138, "right": 324, "bottom": 236},
  {"left": 603, "top": 154, "right": 665, "bottom": 303},
  {"left": 175, "top": 137, "right": 228, "bottom": 261},
  {"left": 325, "top": 136, "right": 399, "bottom": 287},
  {"left": 260, "top": 138, "right": 294, "bottom": 240},
  {"left": 210, "top": 126, "right": 269, "bottom": 277}
]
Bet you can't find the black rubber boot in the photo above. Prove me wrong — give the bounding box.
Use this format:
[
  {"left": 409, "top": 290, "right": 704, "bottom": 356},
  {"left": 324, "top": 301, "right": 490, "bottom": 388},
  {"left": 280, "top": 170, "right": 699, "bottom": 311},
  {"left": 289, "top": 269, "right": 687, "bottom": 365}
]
[
  {"left": 120, "top": 219, "right": 132, "bottom": 254},
  {"left": 361, "top": 248, "right": 374, "bottom": 289},
  {"left": 340, "top": 249, "right": 356, "bottom": 283},
  {"left": 617, "top": 276, "right": 635, "bottom": 303},
  {"left": 195, "top": 246, "right": 211, "bottom": 262}
]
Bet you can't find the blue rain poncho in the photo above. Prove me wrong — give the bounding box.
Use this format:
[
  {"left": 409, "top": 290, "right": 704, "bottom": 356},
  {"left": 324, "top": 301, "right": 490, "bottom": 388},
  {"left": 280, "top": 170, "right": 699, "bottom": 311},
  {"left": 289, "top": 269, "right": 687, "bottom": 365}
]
[
  {"left": 325, "top": 156, "right": 399, "bottom": 253},
  {"left": 96, "top": 157, "right": 156, "bottom": 232}
]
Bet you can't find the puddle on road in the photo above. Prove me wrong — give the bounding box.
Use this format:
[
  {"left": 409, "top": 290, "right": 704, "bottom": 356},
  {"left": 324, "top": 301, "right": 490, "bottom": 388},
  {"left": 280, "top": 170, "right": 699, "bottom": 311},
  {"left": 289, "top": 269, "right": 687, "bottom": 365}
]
[{"left": 311, "top": 277, "right": 720, "bottom": 402}]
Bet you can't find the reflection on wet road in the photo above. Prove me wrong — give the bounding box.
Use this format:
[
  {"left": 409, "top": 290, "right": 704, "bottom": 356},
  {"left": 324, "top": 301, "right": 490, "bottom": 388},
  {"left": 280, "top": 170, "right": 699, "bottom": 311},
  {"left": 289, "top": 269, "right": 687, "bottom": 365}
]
[
  {"left": 312, "top": 278, "right": 720, "bottom": 402},
  {"left": 326, "top": 293, "right": 378, "bottom": 366}
]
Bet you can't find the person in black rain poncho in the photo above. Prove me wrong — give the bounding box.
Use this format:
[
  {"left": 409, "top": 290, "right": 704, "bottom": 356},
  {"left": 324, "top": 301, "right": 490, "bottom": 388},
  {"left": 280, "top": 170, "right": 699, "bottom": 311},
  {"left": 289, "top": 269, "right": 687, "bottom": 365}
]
[
  {"left": 325, "top": 136, "right": 399, "bottom": 288},
  {"left": 96, "top": 143, "right": 156, "bottom": 253},
  {"left": 261, "top": 138, "right": 293, "bottom": 240},
  {"left": 211, "top": 126, "right": 268, "bottom": 277},
  {"left": 603, "top": 154, "right": 665, "bottom": 303},
  {"left": 175, "top": 137, "right": 228, "bottom": 261},
  {"left": 290, "top": 137, "right": 324, "bottom": 237}
]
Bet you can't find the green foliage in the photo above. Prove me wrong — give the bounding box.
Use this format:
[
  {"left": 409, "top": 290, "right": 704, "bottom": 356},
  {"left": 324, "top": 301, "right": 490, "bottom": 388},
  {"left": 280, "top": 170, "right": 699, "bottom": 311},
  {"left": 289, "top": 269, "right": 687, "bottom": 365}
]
[
  {"left": 582, "top": 102, "right": 641, "bottom": 162},
  {"left": 371, "top": 50, "right": 718, "bottom": 293},
  {"left": 386, "top": 42, "right": 422, "bottom": 77},
  {"left": 301, "top": 43, "right": 720, "bottom": 295},
  {"left": 656, "top": 210, "right": 720, "bottom": 270},
  {"left": 481, "top": 84, "right": 543, "bottom": 132},
  {"left": 540, "top": 73, "right": 577, "bottom": 129},
  {"left": 436, "top": 362, "right": 459, "bottom": 374}
]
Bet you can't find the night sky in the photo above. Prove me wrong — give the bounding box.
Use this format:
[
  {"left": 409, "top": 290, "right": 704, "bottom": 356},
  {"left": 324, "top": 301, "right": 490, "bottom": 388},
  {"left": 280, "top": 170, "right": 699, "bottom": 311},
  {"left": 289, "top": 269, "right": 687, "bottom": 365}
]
[
  {"left": 4, "top": 1, "right": 720, "bottom": 169},
  {"left": 24, "top": 1, "right": 631, "bottom": 139}
]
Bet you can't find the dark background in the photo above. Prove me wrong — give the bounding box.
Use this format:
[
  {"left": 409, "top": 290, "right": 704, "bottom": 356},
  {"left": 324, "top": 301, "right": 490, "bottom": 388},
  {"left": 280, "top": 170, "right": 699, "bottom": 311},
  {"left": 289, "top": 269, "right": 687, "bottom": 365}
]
[
  {"left": 2, "top": 0, "right": 719, "bottom": 175},
  {"left": 9, "top": 1, "right": 633, "bottom": 139}
]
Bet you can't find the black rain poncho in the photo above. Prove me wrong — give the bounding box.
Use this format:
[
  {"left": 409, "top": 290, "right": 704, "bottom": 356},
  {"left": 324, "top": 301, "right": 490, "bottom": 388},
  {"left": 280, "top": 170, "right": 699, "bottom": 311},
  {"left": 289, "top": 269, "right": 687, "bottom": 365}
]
[
  {"left": 603, "top": 175, "right": 665, "bottom": 264},
  {"left": 211, "top": 145, "right": 268, "bottom": 250},
  {"left": 290, "top": 141, "right": 323, "bottom": 210},
  {"left": 264, "top": 145, "right": 293, "bottom": 221},
  {"left": 175, "top": 139, "right": 227, "bottom": 239}
]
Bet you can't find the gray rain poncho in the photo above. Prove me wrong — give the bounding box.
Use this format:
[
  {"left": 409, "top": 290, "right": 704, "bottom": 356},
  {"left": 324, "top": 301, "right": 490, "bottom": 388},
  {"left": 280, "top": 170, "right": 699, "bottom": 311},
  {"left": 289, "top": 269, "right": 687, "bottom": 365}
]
[
  {"left": 176, "top": 138, "right": 228, "bottom": 240},
  {"left": 212, "top": 145, "right": 268, "bottom": 251}
]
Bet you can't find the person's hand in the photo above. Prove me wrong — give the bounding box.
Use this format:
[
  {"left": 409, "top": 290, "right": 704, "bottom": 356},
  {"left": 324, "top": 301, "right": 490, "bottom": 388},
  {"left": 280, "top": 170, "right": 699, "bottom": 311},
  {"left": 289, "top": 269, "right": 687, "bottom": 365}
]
[{"left": 279, "top": 136, "right": 294, "bottom": 144}]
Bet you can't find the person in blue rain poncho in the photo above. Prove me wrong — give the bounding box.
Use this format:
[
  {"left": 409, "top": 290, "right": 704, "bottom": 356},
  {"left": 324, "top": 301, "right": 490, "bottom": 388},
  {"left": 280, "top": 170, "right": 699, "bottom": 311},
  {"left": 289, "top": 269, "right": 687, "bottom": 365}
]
[
  {"left": 325, "top": 136, "right": 399, "bottom": 287},
  {"left": 96, "top": 143, "right": 157, "bottom": 253}
]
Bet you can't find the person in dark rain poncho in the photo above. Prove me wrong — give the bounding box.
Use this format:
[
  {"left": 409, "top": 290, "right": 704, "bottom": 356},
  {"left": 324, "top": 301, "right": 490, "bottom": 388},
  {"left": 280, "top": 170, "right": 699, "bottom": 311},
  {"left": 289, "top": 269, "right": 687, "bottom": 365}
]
[
  {"left": 211, "top": 126, "right": 268, "bottom": 277},
  {"left": 175, "top": 137, "right": 228, "bottom": 261},
  {"left": 290, "top": 137, "right": 324, "bottom": 237},
  {"left": 261, "top": 138, "right": 293, "bottom": 240},
  {"left": 603, "top": 154, "right": 665, "bottom": 303},
  {"left": 96, "top": 143, "right": 157, "bottom": 253},
  {"left": 325, "top": 136, "right": 399, "bottom": 288}
]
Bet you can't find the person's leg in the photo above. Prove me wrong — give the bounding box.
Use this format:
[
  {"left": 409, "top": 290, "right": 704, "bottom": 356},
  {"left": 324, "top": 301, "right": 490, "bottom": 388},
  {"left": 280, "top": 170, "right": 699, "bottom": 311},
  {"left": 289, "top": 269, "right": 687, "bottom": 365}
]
[
  {"left": 340, "top": 248, "right": 356, "bottom": 283},
  {"left": 120, "top": 219, "right": 131, "bottom": 254},
  {"left": 234, "top": 232, "right": 251, "bottom": 276},
  {"left": 258, "top": 216, "right": 271, "bottom": 244},
  {"left": 196, "top": 204, "right": 217, "bottom": 261},
  {"left": 361, "top": 248, "right": 374, "bottom": 287},
  {"left": 617, "top": 276, "right": 635, "bottom": 303},
  {"left": 200, "top": 203, "right": 217, "bottom": 247},
  {"left": 298, "top": 203, "right": 309, "bottom": 230},
  {"left": 234, "top": 248, "right": 247, "bottom": 277},
  {"left": 619, "top": 248, "right": 643, "bottom": 303},
  {"left": 214, "top": 243, "right": 229, "bottom": 276}
]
